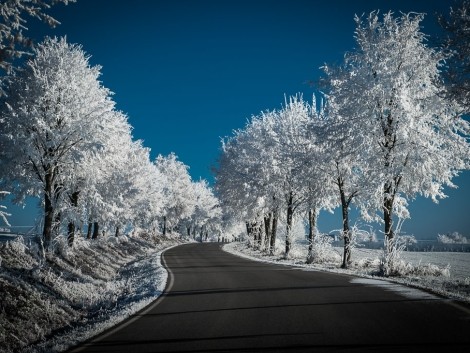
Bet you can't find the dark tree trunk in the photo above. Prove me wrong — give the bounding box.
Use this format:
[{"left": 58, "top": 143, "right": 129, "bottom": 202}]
[
  {"left": 92, "top": 222, "right": 99, "bottom": 239},
  {"left": 163, "top": 216, "right": 167, "bottom": 236},
  {"left": 257, "top": 222, "right": 263, "bottom": 248},
  {"left": 67, "top": 222, "right": 75, "bottom": 247},
  {"left": 383, "top": 181, "right": 397, "bottom": 256},
  {"left": 264, "top": 213, "right": 272, "bottom": 251},
  {"left": 285, "top": 192, "right": 294, "bottom": 258},
  {"left": 246, "top": 222, "right": 251, "bottom": 238},
  {"left": 67, "top": 191, "right": 80, "bottom": 247},
  {"left": 115, "top": 226, "right": 120, "bottom": 237},
  {"left": 43, "top": 173, "right": 54, "bottom": 250},
  {"left": 270, "top": 211, "right": 278, "bottom": 255},
  {"left": 384, "top": 183, "right": 394, "bottom": 242},
  {"left": 306, "top": 208, "right": 317, "bottom": 264},
  {"left": 251, "top": 222, "right": 258, "bottom": 245},
  {"left": 339, "top": 178, "right": 351, "bottom": 269},
  {"left": 86, "top": 222, "right": 92, "bottom": 239},
  {"left": 187, "top": 226, "right": 191, "bottom": 237}
]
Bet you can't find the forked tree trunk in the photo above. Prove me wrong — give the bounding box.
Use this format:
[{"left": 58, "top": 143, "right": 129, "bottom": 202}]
[{"left": 306, "top": 208, "right": 317, "bottom": 264}]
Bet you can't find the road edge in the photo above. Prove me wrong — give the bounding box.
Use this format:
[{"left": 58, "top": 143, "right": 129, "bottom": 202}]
[{"left": 66, "top": 243, "right": 182, "bottom": 353}]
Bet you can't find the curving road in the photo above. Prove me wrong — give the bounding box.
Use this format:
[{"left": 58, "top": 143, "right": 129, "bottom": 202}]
[{"left": 71, "top": 243, "right": 470, "bottom": 352}]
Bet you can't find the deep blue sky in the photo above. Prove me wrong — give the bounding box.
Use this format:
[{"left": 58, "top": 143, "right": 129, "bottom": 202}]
[{"left": 5, "top": 0, "right": 469, "bottom": 239}]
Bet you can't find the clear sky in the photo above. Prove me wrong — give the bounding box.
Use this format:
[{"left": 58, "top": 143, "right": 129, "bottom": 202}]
[{"left": 5, "top": 0, "right": 469, "bottom": 240}]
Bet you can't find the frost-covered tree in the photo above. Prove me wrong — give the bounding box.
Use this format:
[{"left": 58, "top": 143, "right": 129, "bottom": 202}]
[
  {"left": 320, "top": 64, "right": 378, "bottom": 268},
  {"left": 0, "top": 0, "right": 74, "bottom": 76},
  {"left": 216, "top": 95, "right": 336, "bottom": 259},
  {"left": 439, "top": 0, "right": 470, "bottom": 113},
  {"left": 0, "top": 37, "right": 115, "bottom": 249},
  {"left": 298, "top": 106, "right": 337, "bottom": 264},
  {"left": 216, "top": 117, "right": 277, "bottom": 250},
  {"left": 326, "top": 12, "right": 470, "bottom": 249},
  {"left": 60, "top": 109, "right": 134, "bottom": 245},
  {"left": 190, "top": 180, "right": 221, "bottom": 241},
  {"left": 265, "top": 95, "right": 338, "bottom": 259},
  {"left": 155, "top": 153, "right": 195, "bottom": 235}
]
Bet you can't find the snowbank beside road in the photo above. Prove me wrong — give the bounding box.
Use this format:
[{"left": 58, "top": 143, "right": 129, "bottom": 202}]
[{"left": 0, "top": 233, "right": 180, "bottom": 353}]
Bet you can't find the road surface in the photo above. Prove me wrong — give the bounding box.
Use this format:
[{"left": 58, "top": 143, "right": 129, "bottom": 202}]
[{"left": 71, "top": 243, "right": 470, "bottom": 352}]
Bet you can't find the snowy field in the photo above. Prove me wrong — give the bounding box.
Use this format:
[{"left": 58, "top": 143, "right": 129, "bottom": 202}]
[
  {"left": 350, "top": 247, "right": 470, "bottom": 280},
  {"left": 224, "top": 241, "right": 470, "bottom": 305}
]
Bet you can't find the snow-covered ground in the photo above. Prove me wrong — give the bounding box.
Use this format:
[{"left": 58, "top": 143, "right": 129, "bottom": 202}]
[
  {"left": 223, "top": 241, "right": 470, "bottom": 305},
  {"left": 2, "top": 236, "right": 468, "bottom": 353},
  {"left": 0, "top": 233, "right": 182, "bottom": 353}
]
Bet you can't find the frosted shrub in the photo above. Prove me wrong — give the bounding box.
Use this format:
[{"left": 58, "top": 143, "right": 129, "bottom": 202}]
[
  {"left": 380, "top": 235, "right": 450, "bottom": 277},
  {"left": 54, "top": 235, "right": 71, "bottom": 258},
  {"left": 380, "top": 236, "right": 407, "bottom": 276},
  {"left": 310, "top": 233, "right": 341, "bottom": 264},
  {"left": 0, "top": 236, "right": 38, "bottom": 270}
]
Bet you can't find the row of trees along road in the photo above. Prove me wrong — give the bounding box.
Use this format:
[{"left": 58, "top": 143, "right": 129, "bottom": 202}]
[
  {"left": 0, "top": 37, "right": 221, "bottom": 251},
  {"left": 215, "top": 9, "right": 470, "bottom": 268}
]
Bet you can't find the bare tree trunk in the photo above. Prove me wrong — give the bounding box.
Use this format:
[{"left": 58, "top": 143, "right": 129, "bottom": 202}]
[
  {"left": 115, "top": 226, "right": 120, "bottom": 237},
  {"left": 67, "top": 191, "right": 79, "bottom": 247},
  {"left": 339, "top": 178, "right": 351, "bottom": 269},
  {"left": 285, "top": 192, "right": 294, "bottom": 258},
  {"left": 92, "top": 222, "right": 99, "bottom": 239},
  {"left": 163, "top": 216, "right": 167, "bottom": 236},
  {"left": 86, "top": 221, "right": 92, "bottom": 239},
  {"left": 252, "top": 222, "right": 258, "bottom": 246},
  {"left": 384, "top": 182, "right": 395, "bottom": 244},
  {"left": 67, "top": 222, "right": 75, "bottom": 247},
  {"left": 43, "top": 181, "right": 54, "bottom": 250},
  {"left": 306, "top": 208, "right": 317, "bottom": 264},
  {"left": 270, "top": 211, "right": 278, "bottom": 255},
  {"left": 257, "top": 221, "right": 263, "bottom": 249},
  {"left": 383, "top": 182, "right": 397, "bottom": 258},
  {"left": 264, "top": 213, "right": 272, "bottom": 252}
]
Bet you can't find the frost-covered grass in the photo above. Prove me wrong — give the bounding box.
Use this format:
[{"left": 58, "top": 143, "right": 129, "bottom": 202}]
[
  {"left": 0, "top": 232, "right": 183, "bottom": 353},
  {"left": 224, "top": 238, "right": 470, "bottom": 305}
]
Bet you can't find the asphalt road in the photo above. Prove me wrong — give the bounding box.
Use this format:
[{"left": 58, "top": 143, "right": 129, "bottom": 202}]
[{"left": 71, "top": 243, "right": 470, "bottom": 352}]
